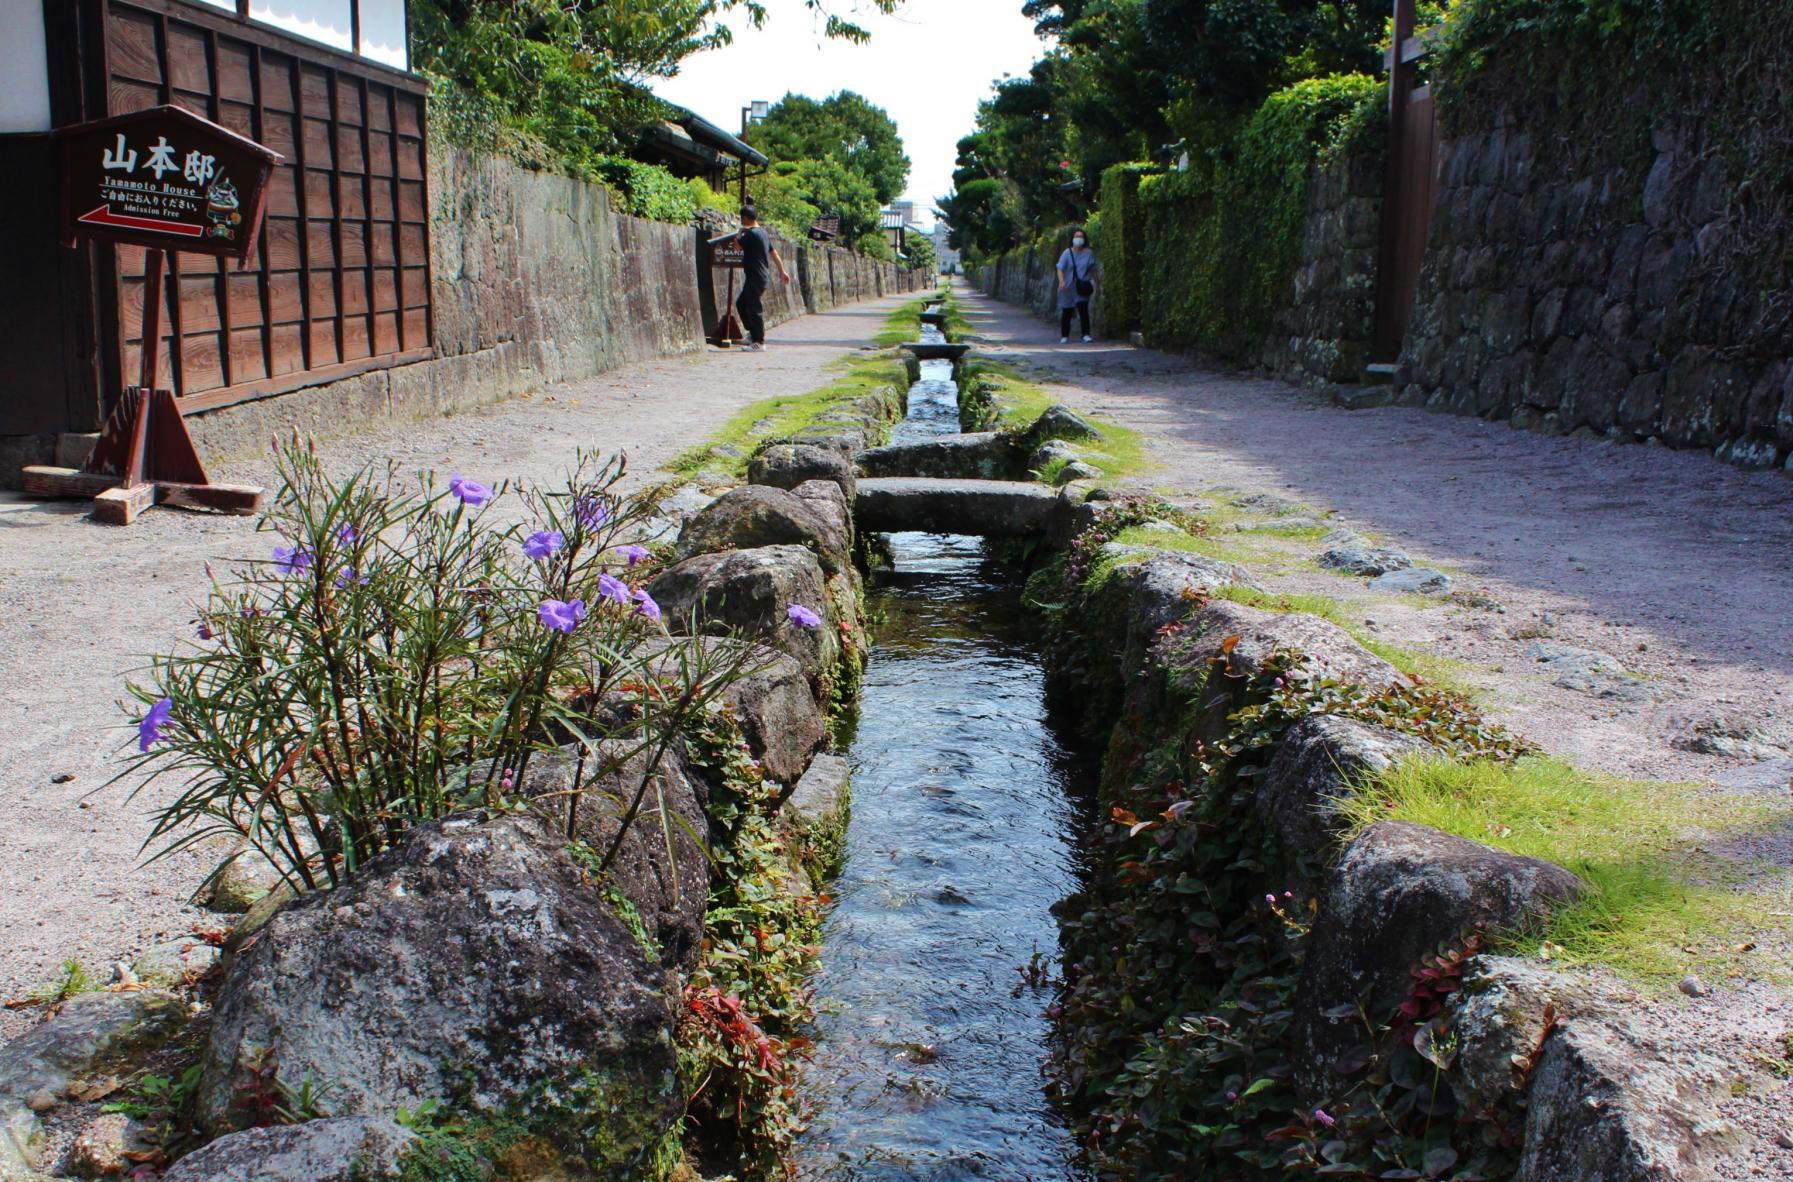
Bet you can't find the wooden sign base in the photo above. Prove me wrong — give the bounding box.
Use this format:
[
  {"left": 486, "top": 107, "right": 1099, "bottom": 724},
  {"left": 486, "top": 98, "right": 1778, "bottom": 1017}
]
[{"left": 22, "top": 386, "right": 265, "bottom": 526}]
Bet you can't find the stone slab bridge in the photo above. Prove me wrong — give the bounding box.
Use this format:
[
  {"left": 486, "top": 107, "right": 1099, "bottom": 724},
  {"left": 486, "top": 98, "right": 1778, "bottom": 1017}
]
[{"left": 853, "top": 477, "right": 1091, "bottom": 540}]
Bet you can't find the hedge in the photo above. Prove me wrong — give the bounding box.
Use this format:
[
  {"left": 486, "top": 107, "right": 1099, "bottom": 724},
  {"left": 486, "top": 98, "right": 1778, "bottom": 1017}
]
[{"left": 1136, "top": 72, "right": 1384, "bottom": 358}]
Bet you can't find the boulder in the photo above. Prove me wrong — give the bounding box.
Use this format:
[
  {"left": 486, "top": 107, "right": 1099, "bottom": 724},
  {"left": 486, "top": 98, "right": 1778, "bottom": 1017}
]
[
  {"left": 632, "top": 638, "right": 823, "bottom": 786},
  {"left": 1291, "top": 821, "right": 1581, "bottom": 1093},
  {"left": 66, "top": 1112, "right": 155, "bottom": 1178},
  {"left": 790, "top": 478, "right": 854, "bottom": 547},
  {"left": 161, "top": 1116, "right": 418, "bottom": 1181},
  {"left": 197, "top": 813, "right": 682, "bottom": 1177},
  {"left": 1029, "top": 441, "right": 1081, "bottom": 471},
  {"left": 204, "top": 851, "right": 286, "bottom": 914},
  {"left": 647, "top": 545, "right": 839, "bottom": 689},
  {"left": 1257, "top": 715, "right": 1430, "bottom": 864},
  {"left": 524, "top": 743, "right": 708, "bottom": 977},
  {"left": 1524, "top": 640, "right": 1656, "bottom": 702},
  {"left": 785, "top": 753, "right": 850, "bottom": 826},
  {"left": 1028, "top": 405, "right": 1101, "bottom": 443},
  {"left": 1152, "top": 599, "right": 1410, "bottom": 748},
  {"left": 1516, "top": 1005, "right": 1740, "bottom": 1181},
  {"left": 677, "top": 485, "right": 850, "bottom": 574},
  {"left": 1445, "top": 956, "right": 1600, "bottom": 1116},
  {"left": 854, "top": 477, "right": 1065, "bottom": 538},
  {"left": 130, "top": 936, "right": 221, "bottom": 985},
  {"left": 855, "top": 433, "right": 1018, "bottom": 480},
  {"left": 748, "top": 443, "right": 856, "bottom": 499},
  {"left": 1370, "top": 567, "right": 1454, "bottom": 595},
  {"left": 1058, "top": 460, "right": 1104, "bottom": 484},
  {"left": 0, "top": 990, "right": 186, "bottom": 1175},
  {"left": 1317, "top": 529, "right": 1413, "bottom": 577},
  {"left": 1099, "top": 549, "right": 1258, "bottom": 686}
]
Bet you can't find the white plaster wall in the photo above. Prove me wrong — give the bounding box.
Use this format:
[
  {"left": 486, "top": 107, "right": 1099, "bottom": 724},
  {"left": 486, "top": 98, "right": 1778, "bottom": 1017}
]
[{"left": 0, "top": 0, "right": 51, "bottom": 134}]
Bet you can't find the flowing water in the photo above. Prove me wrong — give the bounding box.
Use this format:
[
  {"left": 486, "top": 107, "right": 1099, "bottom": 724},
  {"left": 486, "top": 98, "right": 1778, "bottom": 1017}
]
[{"left": 795, "top": 341, "right": 1091, "bottom": 1180}]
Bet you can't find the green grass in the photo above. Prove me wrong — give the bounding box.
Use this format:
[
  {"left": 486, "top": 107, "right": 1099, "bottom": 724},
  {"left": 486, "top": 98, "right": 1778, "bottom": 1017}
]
[
  {"left": 872, "top": 293, "right": 938, "bottom": 347},
  {"left": 1206, "top": 584, "right": 1479, "bottom": 694},
  {"left": 665, "top": 354, "right": 908, "bottom": 480},
  {"left": 963, "top": 360, "right": 1149, "bottom": 480},
  {"left": 1035, "top": 455, "right": 1075, "bottom": 486},
  {"left": 1112, "top": 524, "right": 1282, "bottom": 566},
  {"left": 1342, "top": 755, "right": 1788, "bottom": 984}
]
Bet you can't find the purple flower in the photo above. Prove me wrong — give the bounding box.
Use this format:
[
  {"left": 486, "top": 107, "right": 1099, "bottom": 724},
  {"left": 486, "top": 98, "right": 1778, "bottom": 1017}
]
[
  {"left": 1313, "top": 1108, "right": 1335, "bottom": 1128},
  {"left": 538, "top": 598, "right": 587, "bottom": 634},
  {"left": 334, "top": 567, "right": 368, "bottom": 589},
  {"left": 335, "top": 524, "right": 357, "bottom": 545},
  {"left": 597, "top": 573, "right": 630, "bottom": 604},
  {"left": 787, "top": 603, "right": 823, "bottom": 629},
  {"left": 138, "top": 697, "right": 174, "bottom": 753},
  {"left": 618, "top": 543, "right": 650, "bottom": 566},
  {"left": 632, "top": 589, "right": 661, "bottom": 620},
  {"left": 272, "top": 545, "right": 311, "bottom": 574},
  {"left": 196, "top": 623, "right": 214, "bottom": 640},
  {"left": 576, "top": 496, "right": 609, "bottom": 529},
  {"left": 449, "top": 475, "right": 493, "bottom": 507},
  {"left": 523, "top": 530, "right": 565, "bottom": 561},
  {"left": 1265, "top": 893, "right": 1277, "bottom": 906}
]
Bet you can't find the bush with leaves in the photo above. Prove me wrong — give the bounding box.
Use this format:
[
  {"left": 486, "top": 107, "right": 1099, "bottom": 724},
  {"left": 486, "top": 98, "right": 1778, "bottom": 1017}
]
[
  {"left": 123, "top": 443, "right": 762, "bottom": 897},
  {"left": 1042, "top": 560, "right": 1535, "bottom": 1179}
]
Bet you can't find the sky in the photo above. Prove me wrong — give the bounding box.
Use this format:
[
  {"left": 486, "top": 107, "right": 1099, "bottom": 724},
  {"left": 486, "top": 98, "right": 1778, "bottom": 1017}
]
[{"left": 653, "top": 0, "right": 1047, "bottom": 227}]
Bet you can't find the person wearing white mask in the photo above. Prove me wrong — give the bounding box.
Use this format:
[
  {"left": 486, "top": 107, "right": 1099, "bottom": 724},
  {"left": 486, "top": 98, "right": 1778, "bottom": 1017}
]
[{"left": 1056, "top": 228, "right": 1100, "bottom": 343}]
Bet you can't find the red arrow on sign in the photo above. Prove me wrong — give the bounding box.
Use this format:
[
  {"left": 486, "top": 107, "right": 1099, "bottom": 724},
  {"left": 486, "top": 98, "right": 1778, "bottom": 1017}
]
[{"left": 76, "top": 204, "right": 205, "bottom": 238}]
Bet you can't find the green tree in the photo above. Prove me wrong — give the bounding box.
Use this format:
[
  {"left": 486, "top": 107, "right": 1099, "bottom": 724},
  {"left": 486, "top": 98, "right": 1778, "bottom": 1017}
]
[
  {"left": 415, "top": 1, "right": 907, "bottom": 171},
  {"left": 752, "top": 91, "right": 911, "bottom": 204}
]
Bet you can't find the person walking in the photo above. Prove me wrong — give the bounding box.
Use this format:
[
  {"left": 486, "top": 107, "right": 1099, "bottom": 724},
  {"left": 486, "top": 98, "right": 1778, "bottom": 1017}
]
[
  {"left": 1056, "top": 229, "right": 1099, "bottom": 343},
  {"left": 734, "top": 206, "right": 792, "bottom": 352}
]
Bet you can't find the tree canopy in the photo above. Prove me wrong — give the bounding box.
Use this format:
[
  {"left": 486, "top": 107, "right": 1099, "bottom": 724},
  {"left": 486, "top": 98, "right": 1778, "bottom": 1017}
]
[
  {"left": 414, "top": 1, "right": 905, "bottom": 168},
  {"left": 944, "top": 0, "right": 1390, "bottom": 260},
  {"left": 751, "top": 91, "right": 912, "bottom": 205}
]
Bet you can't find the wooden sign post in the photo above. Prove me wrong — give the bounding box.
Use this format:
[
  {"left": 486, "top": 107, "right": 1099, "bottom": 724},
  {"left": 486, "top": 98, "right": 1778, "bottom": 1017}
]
[
  {"left": 708, "top": 230, "right": 746, "bottom": 348},
  {"left": 22, "top": 106, "right": 282, "bottom": 525}
]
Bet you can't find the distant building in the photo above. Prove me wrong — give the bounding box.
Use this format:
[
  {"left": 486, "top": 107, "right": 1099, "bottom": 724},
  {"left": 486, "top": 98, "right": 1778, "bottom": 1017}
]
[{"left": 931, "top": 221, "right": 961, "bottom": 274}]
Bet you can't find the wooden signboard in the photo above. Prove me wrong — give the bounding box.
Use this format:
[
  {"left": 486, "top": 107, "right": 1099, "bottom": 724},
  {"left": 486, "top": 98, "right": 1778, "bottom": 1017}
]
[
  {"left": 55, "top": 105, "right": 280, "bottom": 264},
  {"left": 21, "top": 107, "right": 280, "bottom": 524},
  {"left": 712, "top": 236, "right": 746, "bottom": 269}
]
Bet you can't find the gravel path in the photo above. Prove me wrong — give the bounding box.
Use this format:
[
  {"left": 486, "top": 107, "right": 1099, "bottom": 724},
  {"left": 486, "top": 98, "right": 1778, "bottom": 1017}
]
[
  {"left": 958, "top": 283, "right": 1793, "bottom": 787},
  {"left": 956, "top": 282, "right": 1793, "bottom": 1175},
  {"left": 0, "top": 293, "right": 914, "bottom": 1024}
]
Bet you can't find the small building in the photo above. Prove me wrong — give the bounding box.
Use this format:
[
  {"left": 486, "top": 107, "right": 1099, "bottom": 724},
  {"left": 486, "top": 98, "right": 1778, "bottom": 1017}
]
[
  {"left": 1, "top": 0, "right": 430, "bottom": 470},
  {"left": 633, "top": 104, "right": 767, "bottom": 195}
]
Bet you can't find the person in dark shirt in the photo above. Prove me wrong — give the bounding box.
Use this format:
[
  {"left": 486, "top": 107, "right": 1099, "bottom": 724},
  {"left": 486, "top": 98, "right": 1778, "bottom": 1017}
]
[{"left": 734, "top": 206, "right": 791, "bottom": 351}]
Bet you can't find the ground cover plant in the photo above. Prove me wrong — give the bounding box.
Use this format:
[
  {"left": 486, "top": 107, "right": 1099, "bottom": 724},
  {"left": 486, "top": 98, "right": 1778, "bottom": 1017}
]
[
  {"left": 115, "top": 443, "right": 857, "bottom": 1178},
  {"left": 1343, "top": 754, "right": 1789, "bottom": 983},
  {"left": 122, "top": 442, "right": 766, "bottom": 897},
  {"left": 958, "top": 359, "right": 1148, "bottom": 480}
]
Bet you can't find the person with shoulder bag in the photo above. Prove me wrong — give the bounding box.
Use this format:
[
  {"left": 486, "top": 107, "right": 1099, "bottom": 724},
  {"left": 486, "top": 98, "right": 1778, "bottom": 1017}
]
[{"left": 1056, "top": 228, "right": 1099, "bottom": 343}]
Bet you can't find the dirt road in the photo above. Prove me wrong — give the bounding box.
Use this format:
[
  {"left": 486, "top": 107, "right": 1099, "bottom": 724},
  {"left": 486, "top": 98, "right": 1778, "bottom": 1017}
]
[
  {"left": 956, "top": 282, "right": 1793, "bottom": 790},
  {"left": 0, "top": 293, "right": 914, "bottom": 1018}
]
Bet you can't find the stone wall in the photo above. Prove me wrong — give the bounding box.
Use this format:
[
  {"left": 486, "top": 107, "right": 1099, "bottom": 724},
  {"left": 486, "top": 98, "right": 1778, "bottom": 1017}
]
[
  {"left": 972, "top": 155, "right": 1381, "bottom": 376},
  {"left": 1395, "top": 110, "right": 1793, "bottom": 470},
  {"left": 702, "top": 231, "right": 924, "bottom": 338},
  {"left": 1260, "top": 153, "right": 1383, "bottom": 385},
  {"left": 150, "top": 152, "right": 920, "bottom": 468}
]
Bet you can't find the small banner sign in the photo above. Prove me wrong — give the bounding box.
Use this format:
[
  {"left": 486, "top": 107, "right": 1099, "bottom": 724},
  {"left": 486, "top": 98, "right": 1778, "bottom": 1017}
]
[{"left": 55, "top": 106, "right": 281, "bottom": 263}]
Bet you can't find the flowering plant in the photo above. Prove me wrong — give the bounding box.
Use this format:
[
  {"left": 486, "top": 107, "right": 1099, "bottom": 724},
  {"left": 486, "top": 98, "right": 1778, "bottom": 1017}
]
[{"left": 123, "top": 442, "right": 763, "bottom": 895}]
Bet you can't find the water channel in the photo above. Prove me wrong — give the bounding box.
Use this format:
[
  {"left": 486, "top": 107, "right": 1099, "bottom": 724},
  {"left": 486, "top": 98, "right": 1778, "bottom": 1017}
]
[{"left": 795, "top": 335, "right": 1093, "bottom": 1179}]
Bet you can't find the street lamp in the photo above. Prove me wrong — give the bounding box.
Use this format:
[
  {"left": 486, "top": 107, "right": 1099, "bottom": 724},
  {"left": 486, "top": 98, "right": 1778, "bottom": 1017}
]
[{"left": 739, "top": 99, "right": 768, "bottom": 206}]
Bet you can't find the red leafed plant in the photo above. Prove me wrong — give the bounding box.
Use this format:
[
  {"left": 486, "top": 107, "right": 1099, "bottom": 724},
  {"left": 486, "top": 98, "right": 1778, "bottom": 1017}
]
[
  {"left": 1393, "top": 932, "right": 1484, "bottom": 1045},
  {"left": 686, "top": 985, "right": 782, "bottom": 1078}
]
